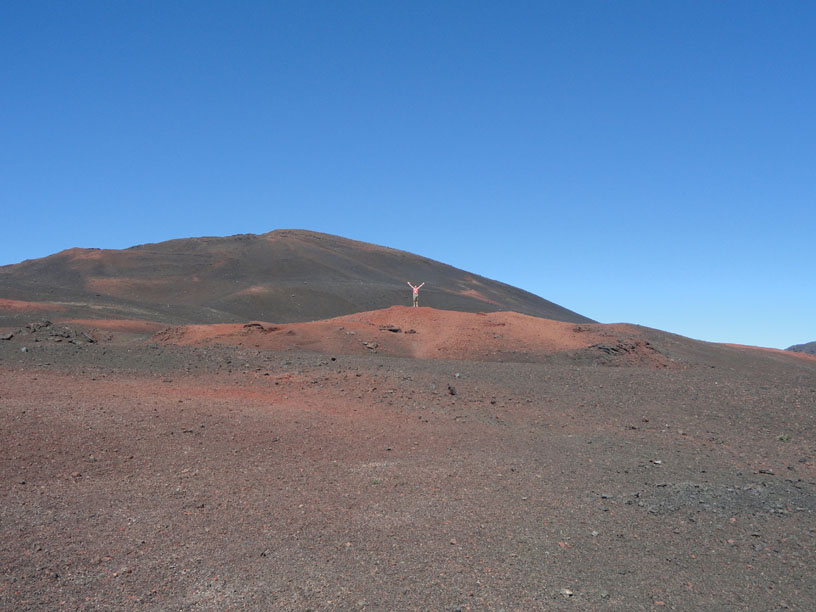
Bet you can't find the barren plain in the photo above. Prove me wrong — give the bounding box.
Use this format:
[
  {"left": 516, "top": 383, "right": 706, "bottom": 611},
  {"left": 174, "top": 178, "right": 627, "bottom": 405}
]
[{"left": 2, "top": 308, "right": 815, "bottom": 611}]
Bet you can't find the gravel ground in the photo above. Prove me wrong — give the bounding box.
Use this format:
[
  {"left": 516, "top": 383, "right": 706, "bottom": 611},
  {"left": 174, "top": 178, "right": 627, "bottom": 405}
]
[{"left": 1, "top": 326, "right": 815, "bottom": 611}]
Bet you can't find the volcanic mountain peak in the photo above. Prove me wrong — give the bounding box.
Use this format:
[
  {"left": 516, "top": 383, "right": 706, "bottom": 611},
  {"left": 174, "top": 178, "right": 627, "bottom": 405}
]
[{"left": 0, "top": 230, "right": 593, "bottom": 327}]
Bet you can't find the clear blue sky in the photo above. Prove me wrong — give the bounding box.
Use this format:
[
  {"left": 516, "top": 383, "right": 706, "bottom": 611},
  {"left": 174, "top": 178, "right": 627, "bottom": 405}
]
[{"left": 2, "top": 1, "right": 814, "bottom": 349}]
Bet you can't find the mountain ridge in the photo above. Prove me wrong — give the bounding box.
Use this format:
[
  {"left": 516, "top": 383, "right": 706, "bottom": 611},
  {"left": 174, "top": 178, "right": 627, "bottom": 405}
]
[
  {"left": 0, "top": 229, "right": 593, "bottom": 326},
  {"left": 787, "top": 340, "right": 816, "bottom": 355}
]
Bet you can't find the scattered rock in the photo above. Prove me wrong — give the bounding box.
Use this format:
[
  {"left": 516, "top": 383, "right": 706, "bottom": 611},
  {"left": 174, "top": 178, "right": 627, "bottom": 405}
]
[
  {"left": 577, "top": 340, "right": 670, "bottom": 368},
  {"left": 634, "top": 481, "right": 816, "bottom": 516},
  {"left": 26, "top": 320, "right": 52, "bottom": 333},
  {"left": 11, "top": 321, "right": 99, "bottom": 346}
]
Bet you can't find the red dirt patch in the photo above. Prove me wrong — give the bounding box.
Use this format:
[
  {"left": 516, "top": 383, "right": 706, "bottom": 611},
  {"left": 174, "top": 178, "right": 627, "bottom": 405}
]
[
  {"left": 722, "top": 343, "right": 816, "bottom": 363},
  {"left": 152, "top": 306, "right": 665, "bottom": 364},
  {"left": 0, "top": 298, "right": 67, "bottom": 313}
]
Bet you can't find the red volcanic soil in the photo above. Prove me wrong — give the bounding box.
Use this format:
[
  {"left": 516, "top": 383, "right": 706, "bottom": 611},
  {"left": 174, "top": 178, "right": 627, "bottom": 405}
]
[
  {"left": 153, "top": 306, "right": 671, "bottom": 366},
  {"left": 0, "top": 298, "right": 66, "bottom": 313},
  {"left": 723, "top": 343, "right": 816, "bottom": 364},
  {"left": 1, "top": 312, "right": 815, "bottom": 610}
]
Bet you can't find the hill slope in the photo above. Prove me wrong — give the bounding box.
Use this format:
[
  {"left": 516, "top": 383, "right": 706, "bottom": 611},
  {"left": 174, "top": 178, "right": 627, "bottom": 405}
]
[
  {"left": 788, "top": 340, "right": 816, "bottom": 355},
  {"left": 0, "top": 230, "right": 592, "bottom": 326}
]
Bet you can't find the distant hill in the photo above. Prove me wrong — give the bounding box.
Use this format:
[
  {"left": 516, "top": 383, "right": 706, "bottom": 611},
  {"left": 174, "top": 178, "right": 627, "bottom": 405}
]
[
  {"left": 0, "top": 229, "right": 593, "bottom": 326},
  {"left": 787, "top": 341, "right": 816, "bottom": 355}
]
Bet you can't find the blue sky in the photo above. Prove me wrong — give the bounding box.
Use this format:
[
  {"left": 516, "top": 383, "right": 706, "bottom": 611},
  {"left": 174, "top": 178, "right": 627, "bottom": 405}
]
[{"left": 1, "top": 1, "right": 814, "bottom": 349}]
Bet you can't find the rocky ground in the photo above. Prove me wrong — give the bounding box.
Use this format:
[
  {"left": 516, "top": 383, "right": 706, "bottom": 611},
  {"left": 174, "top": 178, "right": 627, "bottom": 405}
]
[{"left": 1, "top": 315, "right": 815, "bottom": 611}]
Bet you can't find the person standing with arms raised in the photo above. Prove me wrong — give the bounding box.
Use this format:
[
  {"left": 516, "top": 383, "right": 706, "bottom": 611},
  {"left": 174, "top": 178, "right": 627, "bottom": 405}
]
[{"left": 407, "top": 282, "right": 424, "bottom": 307}]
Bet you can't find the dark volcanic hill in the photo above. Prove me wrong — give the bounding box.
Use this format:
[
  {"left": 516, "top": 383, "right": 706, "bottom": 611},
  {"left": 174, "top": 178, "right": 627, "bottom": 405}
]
[
  {"left": 0, "top": 229, "right": 593, "bottom": 326},
  {"left": 788, "top": 341, "right": 816, "bottom": 355}
]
